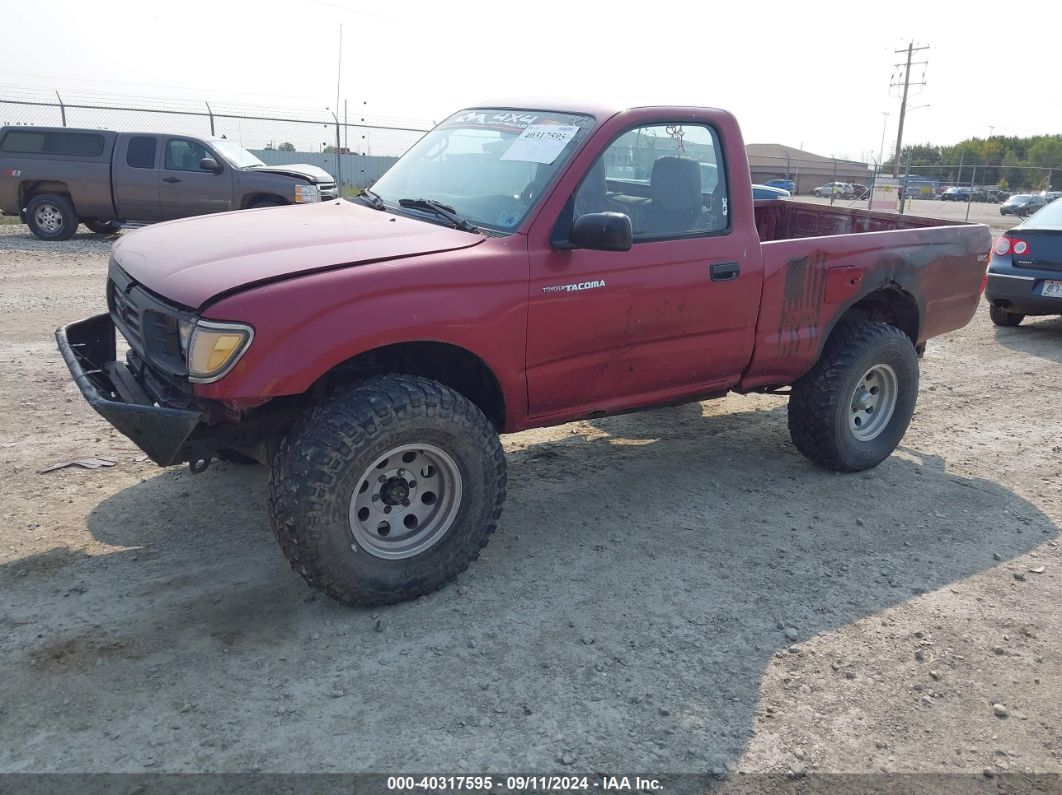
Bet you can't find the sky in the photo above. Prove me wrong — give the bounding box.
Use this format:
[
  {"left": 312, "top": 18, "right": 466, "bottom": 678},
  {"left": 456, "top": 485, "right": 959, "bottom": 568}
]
[{"left": 1, "top": 0, "right": 1060, "bottom": 163}]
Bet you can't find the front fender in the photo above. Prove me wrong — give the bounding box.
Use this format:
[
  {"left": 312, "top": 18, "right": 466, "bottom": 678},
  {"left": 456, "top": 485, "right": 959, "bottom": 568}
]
[{"left": 190, "top": 239, "right": 531, "bottom": 424}]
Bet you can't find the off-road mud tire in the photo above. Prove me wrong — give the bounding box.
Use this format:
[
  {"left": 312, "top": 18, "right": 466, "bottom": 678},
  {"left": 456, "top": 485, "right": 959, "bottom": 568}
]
[
  {"left": 788, "top": 321, "right": 919, "bottom": 472},
  {"left": 268, "top": 375, "right": 506, "bottom": 606}
]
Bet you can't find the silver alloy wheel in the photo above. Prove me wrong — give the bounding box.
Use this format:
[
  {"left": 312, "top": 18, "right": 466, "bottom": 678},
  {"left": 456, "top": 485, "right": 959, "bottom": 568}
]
[
  {"left": 348, "top": 443, "right": 463, "bottom": 560},
  {"left": 848, "top": 364, "right": 898, "bottom": 441},
  {"left": 33, "top": 203, "right": 65, "bottom": 234}
]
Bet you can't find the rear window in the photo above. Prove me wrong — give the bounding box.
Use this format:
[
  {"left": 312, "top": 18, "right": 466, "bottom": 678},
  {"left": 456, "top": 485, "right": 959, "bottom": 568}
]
[
  {"left": 1023, "top": 198, "right": 1062, "bottom": 228},
  {"left": 126, "top": 136, "right": 157, "bottom": 169},
  {"left": 0, "top": 130, "right": 105, "bottom": 157}
]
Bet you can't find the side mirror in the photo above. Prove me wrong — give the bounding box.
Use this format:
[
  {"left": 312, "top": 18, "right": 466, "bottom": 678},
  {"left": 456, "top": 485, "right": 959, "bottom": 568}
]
[
  {"left": 569, "top": 212, "right": 632, "bottom": 252},
  {"left": 199, "top": 157, "right": 222, "bottom": 173}
]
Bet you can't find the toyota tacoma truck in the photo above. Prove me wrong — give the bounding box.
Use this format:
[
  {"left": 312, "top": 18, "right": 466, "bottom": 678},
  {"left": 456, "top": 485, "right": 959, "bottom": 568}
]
[
  {"left": 56, "top": 101, "right": 991, "bottom": 606},
  {"left": 0, "top": 126, "right": 337, "bottom": 240}
]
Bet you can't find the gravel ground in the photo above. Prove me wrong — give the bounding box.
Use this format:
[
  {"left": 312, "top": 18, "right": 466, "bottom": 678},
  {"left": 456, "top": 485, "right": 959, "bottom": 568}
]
[{"left": 0, "top": 220, "right": 1059, "bottom": 782}]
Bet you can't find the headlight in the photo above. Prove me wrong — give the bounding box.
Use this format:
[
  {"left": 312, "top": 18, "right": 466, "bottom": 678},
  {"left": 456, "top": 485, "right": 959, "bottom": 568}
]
[
  {"left": 294, "top": 184, "right": 320, "bottom": 203},
  {"left": 184, "top": 319, "right": 254, "bottom": 383}
]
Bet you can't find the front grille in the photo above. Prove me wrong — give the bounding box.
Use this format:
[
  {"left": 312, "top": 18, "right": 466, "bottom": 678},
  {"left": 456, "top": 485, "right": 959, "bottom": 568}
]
[
  {"left": 109, "top": 280, "right": 143, "bottom": 350},
  {"left": 318, "top": 182, "right": 338, "bottom": 200},
  {"left": 107, "top": 259, "right": 190, "bottom": 379}
]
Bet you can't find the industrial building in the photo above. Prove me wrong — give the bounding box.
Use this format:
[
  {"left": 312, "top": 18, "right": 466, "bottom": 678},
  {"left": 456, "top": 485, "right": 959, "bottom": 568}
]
[{"left": 746, "top": 144, "right": 872, "bottom": 194}]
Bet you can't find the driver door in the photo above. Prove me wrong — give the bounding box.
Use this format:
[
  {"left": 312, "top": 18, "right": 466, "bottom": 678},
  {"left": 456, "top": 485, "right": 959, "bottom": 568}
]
[
  {"left": 524, "top": 121, "right": 760, "bottom": 420},
  {"left": 158, "top": 138, "right": 233, "bottom": 219}
]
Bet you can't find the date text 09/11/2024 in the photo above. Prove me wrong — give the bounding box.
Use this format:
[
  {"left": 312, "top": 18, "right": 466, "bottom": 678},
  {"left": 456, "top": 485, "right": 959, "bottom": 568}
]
[{"left": 385, "top": 775, "right": 664, "bottom": 792}]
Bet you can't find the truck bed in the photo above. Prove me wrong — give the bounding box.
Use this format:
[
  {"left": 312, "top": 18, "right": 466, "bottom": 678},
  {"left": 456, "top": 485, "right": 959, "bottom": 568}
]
[
  {"left": 742, "top": 200, "right": 991, "bottom": 392},
  {"left": 754, "top": 199, "right": 965, "bottom": 242}
]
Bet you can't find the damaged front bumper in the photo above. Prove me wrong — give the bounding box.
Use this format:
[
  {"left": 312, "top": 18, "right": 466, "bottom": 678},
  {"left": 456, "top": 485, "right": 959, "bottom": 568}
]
[{"left": 56, "top": 313, "right": 212, "bottom": 466}]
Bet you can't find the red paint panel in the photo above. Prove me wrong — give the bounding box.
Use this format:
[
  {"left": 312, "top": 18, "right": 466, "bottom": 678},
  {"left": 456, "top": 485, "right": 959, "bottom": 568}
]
[{"left": 194, "top": 236, "right": 531, "bottom": 430}]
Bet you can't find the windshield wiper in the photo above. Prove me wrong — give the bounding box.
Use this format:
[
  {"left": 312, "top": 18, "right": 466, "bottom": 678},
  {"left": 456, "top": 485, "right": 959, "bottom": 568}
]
[
  {"left": 397, "top": 198, "right": 479, "bottom": 233},
  {"left": 357, "top": 187, "right": 386, "bottom": 211}
]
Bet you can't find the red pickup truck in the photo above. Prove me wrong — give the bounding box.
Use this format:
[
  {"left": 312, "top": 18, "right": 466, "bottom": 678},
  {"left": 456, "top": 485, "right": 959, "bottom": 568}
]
[{"left": 57, "top": 101, "right": 991, "bottom": 606}]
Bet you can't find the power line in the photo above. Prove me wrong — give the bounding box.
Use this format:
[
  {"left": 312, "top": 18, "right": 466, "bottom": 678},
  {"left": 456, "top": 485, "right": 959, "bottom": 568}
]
[{"left": 890, "top": 41, "right": 929, "bottom": 178}]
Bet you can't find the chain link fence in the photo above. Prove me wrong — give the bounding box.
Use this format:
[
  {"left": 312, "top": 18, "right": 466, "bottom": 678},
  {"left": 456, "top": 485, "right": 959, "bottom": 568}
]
[{"left": 0, "top": 88, "right": 432, "bottom": 189}]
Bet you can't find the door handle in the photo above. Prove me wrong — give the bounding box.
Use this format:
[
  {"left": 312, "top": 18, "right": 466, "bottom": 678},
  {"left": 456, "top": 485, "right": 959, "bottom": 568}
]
[
  {"left": 710, "top": 262, "right": 740, "bottom": 282},
  {"left": 162, "top": 176, "right": 181, "bottom": 183}
]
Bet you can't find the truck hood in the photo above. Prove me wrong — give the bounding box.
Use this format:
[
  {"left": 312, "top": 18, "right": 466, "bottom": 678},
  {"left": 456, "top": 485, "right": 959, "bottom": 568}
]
[
  {"left": 243, "top": 163, "right": 334, "bottom": 183},
  {"left": 112, "top": 200, "right": 486, "bottom": 309}
]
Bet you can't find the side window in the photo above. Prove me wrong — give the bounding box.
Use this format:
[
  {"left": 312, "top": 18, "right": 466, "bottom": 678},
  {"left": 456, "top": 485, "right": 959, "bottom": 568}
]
[
  {"left": 165, "top": 139, "right": 213, "bottom": 172},
  {"left": 0, "top": 131, "right": 45, "bottom": 153},
  {"left": 571, "top": 123, "right": 728, "bottom": 241},
  {"left": 48, "top": 132, "right": 104, "bottom": 156},
  {"left": 0, "top": 131, "right": 103, "bottom": 156},
  {"left": 126, "top": 137, "right": 157, "bottom": 169}
]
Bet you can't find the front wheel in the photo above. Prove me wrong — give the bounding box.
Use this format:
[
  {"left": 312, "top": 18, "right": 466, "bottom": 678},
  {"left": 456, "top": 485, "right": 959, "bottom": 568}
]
[
  {"left": 85, "top": 219, "right": 121, "bottom": 235},
  {"left": 788, "top": 322, "right": 919, "bottom": 472},
  {"left": 268, "top": 375, "right": 507, "bottom": 606}
]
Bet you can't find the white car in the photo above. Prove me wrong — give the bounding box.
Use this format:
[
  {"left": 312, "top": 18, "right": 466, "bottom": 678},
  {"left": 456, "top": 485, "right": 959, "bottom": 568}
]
[{"left": 813, "top": 182, "right": 854, "bottom": 198}]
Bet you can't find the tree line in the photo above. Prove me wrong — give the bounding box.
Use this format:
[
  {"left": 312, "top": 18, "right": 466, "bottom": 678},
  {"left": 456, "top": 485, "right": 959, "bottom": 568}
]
[{"left": 884, "top": 134, "right": 1062, "bottom": 190}]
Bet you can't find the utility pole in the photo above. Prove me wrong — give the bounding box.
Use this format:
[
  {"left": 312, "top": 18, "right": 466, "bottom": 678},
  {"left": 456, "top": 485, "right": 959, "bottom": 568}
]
[
  {"left": 335, "top": 23, "right": 343, "bottom": 122},
  {"left": 878, "top": 112, "right": 889, "bottom": 172},
  {"left": 891, "top": 41, "right": 929, "bottom": 178}
]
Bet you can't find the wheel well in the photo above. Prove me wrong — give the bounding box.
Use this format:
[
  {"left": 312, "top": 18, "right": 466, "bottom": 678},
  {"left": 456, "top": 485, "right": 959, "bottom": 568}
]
[
  {"left": 20, "top": 181, "right": 72, "bottom": 207},
  {"left": 317, "top": 342, "right": 506, "bottom": 430},
  {"left": 241, "top": 193, "right": 289, "bottom": 209},
  {"left": 835, "top": 286, "right": 919, "bottom": 343}
]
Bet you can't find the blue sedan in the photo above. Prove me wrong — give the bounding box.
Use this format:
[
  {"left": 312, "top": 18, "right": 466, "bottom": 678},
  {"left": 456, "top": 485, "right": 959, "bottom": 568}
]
[
  {"left": 985, "top": 198, "right": 1062, "bottom": 326},
  {"left": 764, "top": 178, "right": 796, "bottom": 193},
  {"left": 752, "top": 184, "right": 791, "bottom": 200}
]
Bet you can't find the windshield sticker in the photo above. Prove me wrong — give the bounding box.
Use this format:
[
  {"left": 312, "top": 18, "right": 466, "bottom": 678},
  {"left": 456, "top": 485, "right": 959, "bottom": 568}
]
[
  {"left": 501, "top": 125, "right": 580, "bottom": 164},
  {"left": 439, "top": 110, "right": 589, "bottom": 133},
  {"left": 496, "top": 210, "right": 519, "bottom": 227}
]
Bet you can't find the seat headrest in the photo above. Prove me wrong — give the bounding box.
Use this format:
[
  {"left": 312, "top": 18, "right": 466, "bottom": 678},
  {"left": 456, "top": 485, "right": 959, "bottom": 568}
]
[
  {"left": 651, "top": 157, "right": 702, "bottom": 213},
  {"left": 574, "top": 158, "right": 609, "bottom": 216}
]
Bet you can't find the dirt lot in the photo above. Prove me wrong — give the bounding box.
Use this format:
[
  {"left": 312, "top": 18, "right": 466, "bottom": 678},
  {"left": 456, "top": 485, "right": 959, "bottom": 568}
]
[{"left": 0, "top": 217, "right": 1059, "bottom": 783}]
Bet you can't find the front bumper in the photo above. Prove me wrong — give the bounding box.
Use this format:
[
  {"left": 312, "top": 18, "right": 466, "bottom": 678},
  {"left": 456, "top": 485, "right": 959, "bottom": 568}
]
[{"left": 56, "top": 313, "right": 207, "bottom": 466}]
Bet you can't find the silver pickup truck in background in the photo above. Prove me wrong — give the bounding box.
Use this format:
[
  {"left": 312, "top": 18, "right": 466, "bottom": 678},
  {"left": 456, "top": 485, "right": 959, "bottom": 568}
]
[{"left": 0, "top": 126, "right": 337, "bottom": 239}]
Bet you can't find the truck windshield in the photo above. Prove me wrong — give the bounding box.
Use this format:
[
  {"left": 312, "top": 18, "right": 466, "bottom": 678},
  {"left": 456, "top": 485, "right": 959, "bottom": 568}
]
[
  {"left": 212, "top": 140, "right": 266, "bottom": 168},
  {"left": 369, "top": 108, "right": 595, "bottom": 233}
]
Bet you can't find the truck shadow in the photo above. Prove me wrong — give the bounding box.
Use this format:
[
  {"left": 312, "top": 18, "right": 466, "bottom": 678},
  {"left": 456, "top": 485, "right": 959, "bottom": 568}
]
[
  {"left": 1, "top": 402, "right": 1056, "bottom": 772},
  {"left": 992, "top": 315, "right": 1062, "bottom": 365}
]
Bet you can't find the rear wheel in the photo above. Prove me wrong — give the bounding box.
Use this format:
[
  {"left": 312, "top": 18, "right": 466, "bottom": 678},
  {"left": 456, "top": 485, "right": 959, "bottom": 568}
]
[
  {"left": 788, "top": 322, "right": 919, "bottom": 472},
  {"left": 989, "top": 304, "right": 1024, "bottom": 327},
  {"left": 26, "top": 194, "right": 78, "bottom": 240},
  {"left": 268, "top": 375, "right": 507, "bottom": 606}
]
